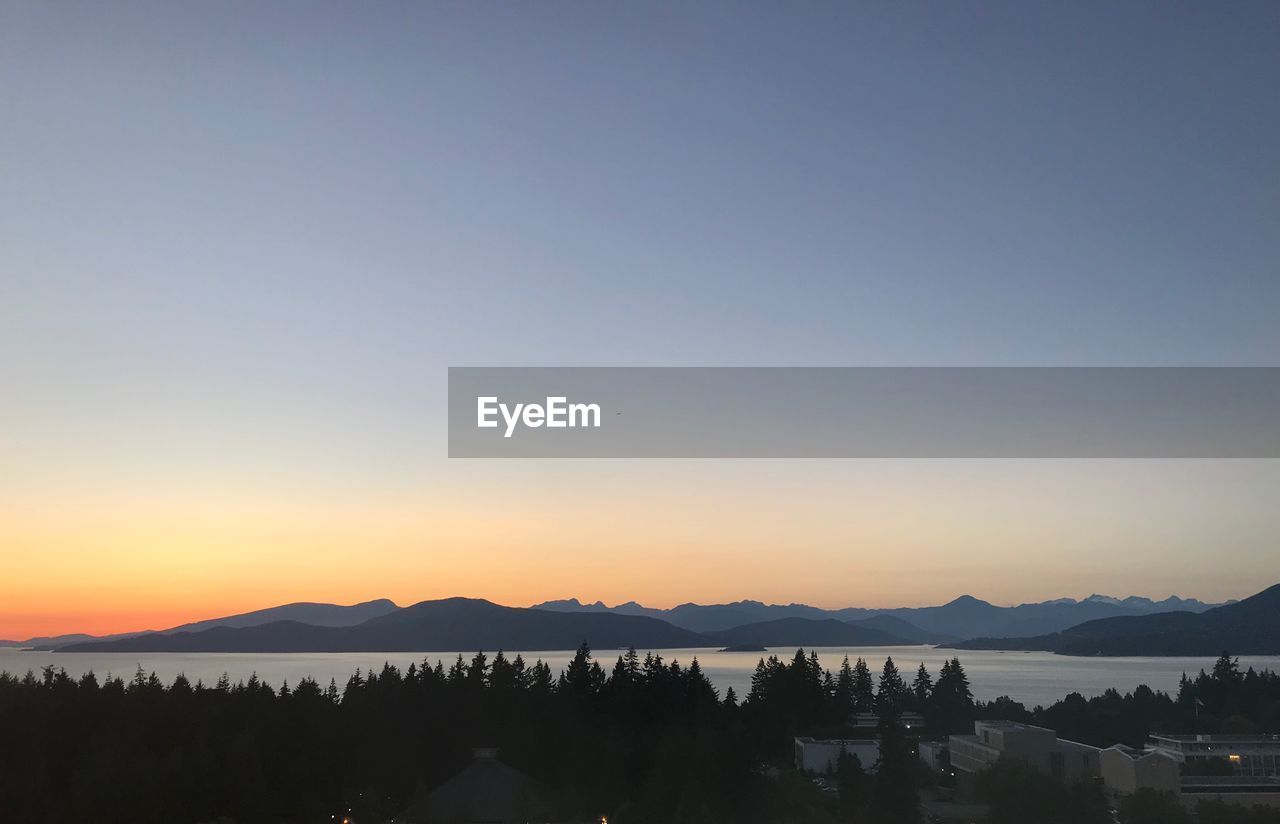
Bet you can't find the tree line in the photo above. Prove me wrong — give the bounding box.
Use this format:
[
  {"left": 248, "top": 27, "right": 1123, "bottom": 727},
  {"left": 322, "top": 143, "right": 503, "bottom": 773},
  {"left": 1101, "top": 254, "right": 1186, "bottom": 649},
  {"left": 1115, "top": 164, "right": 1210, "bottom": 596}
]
[{"left": 2, "top": 649, "right": 1278, "bottom": 823}]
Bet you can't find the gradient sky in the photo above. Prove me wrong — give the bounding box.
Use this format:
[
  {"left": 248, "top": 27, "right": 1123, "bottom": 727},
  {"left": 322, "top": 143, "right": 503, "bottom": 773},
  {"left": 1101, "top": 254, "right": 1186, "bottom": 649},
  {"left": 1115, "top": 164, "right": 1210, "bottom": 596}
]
[{"left": 2, "top": 2, "right": 1278, "bottom": 639}]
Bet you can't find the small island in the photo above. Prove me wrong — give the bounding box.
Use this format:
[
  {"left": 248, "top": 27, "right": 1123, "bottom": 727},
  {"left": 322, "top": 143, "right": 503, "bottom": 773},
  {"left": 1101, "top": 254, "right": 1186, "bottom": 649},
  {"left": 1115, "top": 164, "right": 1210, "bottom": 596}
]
[{"left": 719, "top": 644, "right": 768, "bottom": 652}]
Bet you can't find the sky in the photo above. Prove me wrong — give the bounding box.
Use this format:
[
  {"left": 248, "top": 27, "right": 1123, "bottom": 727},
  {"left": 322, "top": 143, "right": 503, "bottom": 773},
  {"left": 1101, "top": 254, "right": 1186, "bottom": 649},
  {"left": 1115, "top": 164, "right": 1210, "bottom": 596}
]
[{"left": 2, "top": 2, "right": 1278, "bottom": 639}]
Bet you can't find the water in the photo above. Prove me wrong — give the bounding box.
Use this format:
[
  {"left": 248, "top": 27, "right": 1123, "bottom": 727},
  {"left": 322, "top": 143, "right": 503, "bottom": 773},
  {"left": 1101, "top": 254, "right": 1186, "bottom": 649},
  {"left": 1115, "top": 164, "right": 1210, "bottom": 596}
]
[{"left": 4, "top": 645, "right": 1278, "bottom": 708}]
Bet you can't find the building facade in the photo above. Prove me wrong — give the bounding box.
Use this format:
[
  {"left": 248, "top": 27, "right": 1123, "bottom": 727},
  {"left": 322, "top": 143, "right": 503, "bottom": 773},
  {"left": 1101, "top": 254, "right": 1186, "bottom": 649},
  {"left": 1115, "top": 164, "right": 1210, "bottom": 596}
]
[
  {"left": 948, "top": 721, "right": 1100, "bottom": 783},
  {"left": 794, "top": 737, "right": 881, "bottom": 774},
  {"left": 1100, "top": 745, "right": 1181, "bottom": 796},
  {"left": 1147, "top": 734, "right": 1280, "bottom": 779}
]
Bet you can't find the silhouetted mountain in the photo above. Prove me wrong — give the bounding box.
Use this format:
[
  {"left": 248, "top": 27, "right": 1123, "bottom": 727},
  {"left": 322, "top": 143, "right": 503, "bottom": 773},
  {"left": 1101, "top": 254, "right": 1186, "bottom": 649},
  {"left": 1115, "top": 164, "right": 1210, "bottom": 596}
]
[
  {"left": 15, "top": 632, "right": 145, "bottom": 651},
  {"left": 704, "top": 618, "right": 910, "bottom": 648},
  {"left": 531, "top": 598, "right": 828, "bottom": 632},
  {"left": 832, "top": 596, "right": 1182, "bottom": 640},
  {"left": 21, "top": 591, "right": 1231, "bottom": 653},
  {"left": 665, "top": 601, "right": 834, "bottom": 632},
  {"left": 164, "top": 599, "right": 399, "bottom": 634},
  {"left": 952, "top": 584, "right": 1280, "bottom": 655},
  {"left": 1081, "top": 594, "right": 1232, "bottom": 612},
  {"left": 530, "top": 593, "right": 1222, "bottom": 639},
  {"left": 529, "top": 598, "right": 668, "bottom": 621},
  {"left": 530, "top": 598, "right": 614, "bottom": 613},
  {"left": 57, "top": 598, "right": 707, "bottom": 653},
  {"left": 852, "top": 614, "right": 958, "bottom": 645},
  {"left": 17, "top": 599, "right": 400, "bottom": 650}
]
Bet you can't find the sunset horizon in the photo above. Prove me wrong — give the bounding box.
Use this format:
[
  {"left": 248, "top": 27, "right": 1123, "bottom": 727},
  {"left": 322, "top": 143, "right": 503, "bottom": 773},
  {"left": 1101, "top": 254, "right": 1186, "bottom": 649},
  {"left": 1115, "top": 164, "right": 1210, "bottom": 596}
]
[
  {"left": 5, "top": 579, "right": 1268, "bottom": 642},
  {"left": 4, "top": 3, "right": 1279, "bottom": 820}
]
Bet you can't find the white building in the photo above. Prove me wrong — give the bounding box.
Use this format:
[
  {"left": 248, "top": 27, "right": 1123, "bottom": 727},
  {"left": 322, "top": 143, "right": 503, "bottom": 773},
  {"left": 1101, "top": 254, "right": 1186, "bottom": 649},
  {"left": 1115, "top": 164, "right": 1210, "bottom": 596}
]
[
  {"left": 1100, "top": 745, "right": 1180, "bottom": 796},
  {"left": 948, "top": 720, "right": 1100, "bottom": 783},
  {"left": 918, "top": 740, "right": 947, "bottom": 773},
  {"left": 794, "top": 737, "right": 881, "bottom": 773},
  {"left": 1147, "top": 734, "right": 1280, "bottom": 779},
  {"left": 1142, "top": 735, "right": 1280, "bottom": 810}
]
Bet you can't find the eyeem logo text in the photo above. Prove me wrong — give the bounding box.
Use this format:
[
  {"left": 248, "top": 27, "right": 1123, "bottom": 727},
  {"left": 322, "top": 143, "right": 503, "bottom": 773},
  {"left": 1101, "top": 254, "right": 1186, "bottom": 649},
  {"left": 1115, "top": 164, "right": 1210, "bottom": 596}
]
[{"left": 477, "top": 396, "right": 602, "bottom": 438}]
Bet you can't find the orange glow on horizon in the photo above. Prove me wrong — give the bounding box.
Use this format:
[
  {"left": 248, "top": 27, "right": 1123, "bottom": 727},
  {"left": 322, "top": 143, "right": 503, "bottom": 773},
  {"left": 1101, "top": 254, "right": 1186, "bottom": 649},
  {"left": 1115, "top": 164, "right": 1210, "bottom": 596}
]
[{"left": 3, "top": 460, "right": 1277, "bottom": 640}]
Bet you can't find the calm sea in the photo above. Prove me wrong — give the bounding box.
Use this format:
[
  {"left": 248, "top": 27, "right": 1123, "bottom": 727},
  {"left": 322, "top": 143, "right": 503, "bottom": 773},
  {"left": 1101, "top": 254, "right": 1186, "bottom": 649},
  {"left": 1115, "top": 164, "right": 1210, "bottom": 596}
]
[{"left": 4, "top": 646, "right": 1278, "bottom": 708}]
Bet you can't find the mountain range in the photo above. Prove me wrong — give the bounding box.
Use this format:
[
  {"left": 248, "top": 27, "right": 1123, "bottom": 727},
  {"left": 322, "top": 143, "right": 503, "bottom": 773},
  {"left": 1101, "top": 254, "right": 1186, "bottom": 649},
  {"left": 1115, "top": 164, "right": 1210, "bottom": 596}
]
[
  {"left": 0, "top": 589, "right": 1250, "bottom": 655},
  {"left": 529, "top": 593, "right": 1227, "bottom": 639},
  {"left": 55, "top": 599, "right": 707, "bottom": 653},
  {"left": 703, "top": 618, "right": 905, "bottom": 648},
  {"left": 3, "top": 600, "right": 400, "bottom": 651},
  {"left": 952, "top": 584, "right": 1280, "bottom": 656}
]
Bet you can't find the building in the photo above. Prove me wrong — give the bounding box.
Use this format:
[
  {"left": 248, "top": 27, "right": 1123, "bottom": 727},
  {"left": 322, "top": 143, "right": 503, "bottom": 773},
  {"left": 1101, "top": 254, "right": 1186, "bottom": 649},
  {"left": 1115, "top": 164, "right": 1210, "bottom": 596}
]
[
  {"left": 852, "top": 711, "right": 926, "bottom": 731},
  {"left": 918, "top": 740, "right": 948, "bottom": 773},
  {"left": 1147, "top": 734, "right": 1280, "bottom": 779},
  {"left": 1137, "top": 735, "right": 1280, "bottom": 810},
  {"left": 398, "top": 747, "right": 552, "bottom": 824},
  {"left": 948, "top": 721, "right": 1100, "bottom": 783},
  {"left": 1179, "top": 776, "right": 1280, "bottom": 809},
  {"left": 794, "top": 737, "right": 881, "bottom": 773},
  {"left": 1095, "top": 736, "right": 1280, "bottom": 811},
  {"left": 1100, "top": 745, "right": 1180, "bottom": 796}
]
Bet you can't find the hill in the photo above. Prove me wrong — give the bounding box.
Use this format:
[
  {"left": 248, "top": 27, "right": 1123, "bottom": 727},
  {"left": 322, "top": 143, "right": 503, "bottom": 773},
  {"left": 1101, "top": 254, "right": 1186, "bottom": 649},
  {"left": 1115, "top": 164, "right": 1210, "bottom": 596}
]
[
  {"left": 57, "top": 598, "right": 707, "bottom": 653},
  {"left": 17, "top": 599, "right": 400, "bottom": 650},
  {"left": 532, "top": 593, "right": 1223, "bottom": 639},
  {"left": 952, "top": 583, "right": 1280, "bottom": 655},
  {"left": 162, "top": 599, "right": 399, "bottom": 634},
  {"left": 852, "top": 614, "right": 958, "bottom": 645},
  {"left": 29, "top": 591, "right": 1235, "bottom": 654},
  {"left": 704, "top": 617, "right": 911, "bottom": 648}
]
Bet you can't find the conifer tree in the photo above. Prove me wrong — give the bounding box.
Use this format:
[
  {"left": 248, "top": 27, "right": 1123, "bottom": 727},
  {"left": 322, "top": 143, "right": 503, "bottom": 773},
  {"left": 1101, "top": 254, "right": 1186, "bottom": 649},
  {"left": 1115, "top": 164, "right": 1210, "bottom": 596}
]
[
  {"left": 911, "top": 663, "right": 933, "bottom": 710},
  {"left": 852, "top": 657, "right": 875, "bottom": 713},
  {"left": 876, "top": 657, "right": 907, "bottom": 721}
]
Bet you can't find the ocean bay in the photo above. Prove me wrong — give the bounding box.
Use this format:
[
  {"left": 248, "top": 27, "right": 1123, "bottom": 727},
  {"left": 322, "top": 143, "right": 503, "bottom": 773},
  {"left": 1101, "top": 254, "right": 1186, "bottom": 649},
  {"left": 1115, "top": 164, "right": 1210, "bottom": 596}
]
[{"left": 6, "top": 645, "right": 1280, "bottom": 708}]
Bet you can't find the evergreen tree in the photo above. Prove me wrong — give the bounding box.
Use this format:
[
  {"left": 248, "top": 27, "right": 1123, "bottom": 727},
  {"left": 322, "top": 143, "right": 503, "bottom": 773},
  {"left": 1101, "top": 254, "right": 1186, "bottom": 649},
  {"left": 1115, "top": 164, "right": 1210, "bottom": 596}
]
[
  {"left": 834, "top": 656, "right": 855, "bottom": 720},
  {"left": 834, "top": 750, "right": 867, "bottom": 822},
  {"left": 466, "top": 651, "right": 489, "bottom": 689},
  {"left": 749, "top": 658, "right": 771, "bottom": 703},
  {"left": 447, "top": 654, "right": 466, "bottom": 685},
  {"left": 871, "top": 720, "right": 918, "bottom": 822},
  {"left": 565, "top": 640, "right": 595, "bottom": 696},
  {"left": 911, "top": 663, "right": 932, "bottom": 710},
  {"left": 489, "top": 650, "right": 515, "bottom": 691},
  {"left": 852, "top": 657, "right": 875, "bottom": 714},
  {"left": 529, "top": 659, "right": 554, "bottom": 693},
  {"left": 511, "top": 654, "right": 528, "bottom": 689},
  {"left": 933, "top": 657, "right": 975, "bottom": 734},
  {"left": 876, "top": 657, "right": 907, "bottom": 721}
]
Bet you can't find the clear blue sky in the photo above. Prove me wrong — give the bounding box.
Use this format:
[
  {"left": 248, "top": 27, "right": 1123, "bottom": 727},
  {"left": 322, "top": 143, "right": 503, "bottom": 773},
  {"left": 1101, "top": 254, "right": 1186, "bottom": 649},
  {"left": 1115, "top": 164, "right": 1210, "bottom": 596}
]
[{"left": 2, "top": 2, "right": 1278, "bottom": 634}]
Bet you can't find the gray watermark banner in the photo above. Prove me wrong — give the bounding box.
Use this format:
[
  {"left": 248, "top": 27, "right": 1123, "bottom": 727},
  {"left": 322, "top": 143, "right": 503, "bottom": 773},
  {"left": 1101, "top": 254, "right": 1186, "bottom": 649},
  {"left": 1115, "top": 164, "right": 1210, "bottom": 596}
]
[{"left": 447, "top": 367, "right": 1280, "bottom": 458}]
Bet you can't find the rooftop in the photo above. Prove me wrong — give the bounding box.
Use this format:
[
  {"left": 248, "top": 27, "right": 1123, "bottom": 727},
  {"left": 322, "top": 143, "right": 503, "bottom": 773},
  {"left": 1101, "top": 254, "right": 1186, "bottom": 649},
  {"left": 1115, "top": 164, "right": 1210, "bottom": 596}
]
[
  {"left": 1102, "top": 745, "right": 1173, "bottom": 762},
  {"left": 1182, "top": 776, "right": 1280, "bottom": 791},
  {"left": 976, "top": 720, "right": 1055, "bottom": 733},
  {"left": 1152, "top": 734, "right": 1280, "bottom": 744}
]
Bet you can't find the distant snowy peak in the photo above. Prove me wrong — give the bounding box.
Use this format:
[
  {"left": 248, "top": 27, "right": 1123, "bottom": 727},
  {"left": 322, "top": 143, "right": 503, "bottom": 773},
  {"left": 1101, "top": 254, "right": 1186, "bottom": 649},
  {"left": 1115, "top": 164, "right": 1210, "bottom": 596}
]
[{"left": 1082, "top": 594, "right": 1226, "bottom": 612}]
